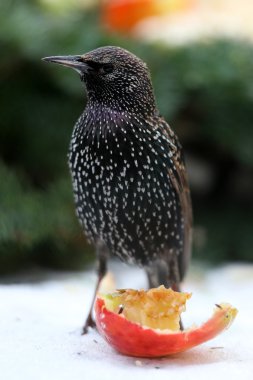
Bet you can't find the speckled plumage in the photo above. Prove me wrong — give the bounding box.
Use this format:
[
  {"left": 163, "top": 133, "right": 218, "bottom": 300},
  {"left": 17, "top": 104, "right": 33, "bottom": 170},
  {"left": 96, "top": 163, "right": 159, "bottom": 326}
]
[{"left": 43, "top": 46, "right": 192, "bottom": 332}]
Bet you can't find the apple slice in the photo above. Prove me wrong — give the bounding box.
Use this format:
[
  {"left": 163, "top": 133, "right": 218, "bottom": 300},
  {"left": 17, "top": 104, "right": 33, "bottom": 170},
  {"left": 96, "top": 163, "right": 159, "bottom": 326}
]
[{"left": 95, "top": 286, "right": 237, "bottom": 357}]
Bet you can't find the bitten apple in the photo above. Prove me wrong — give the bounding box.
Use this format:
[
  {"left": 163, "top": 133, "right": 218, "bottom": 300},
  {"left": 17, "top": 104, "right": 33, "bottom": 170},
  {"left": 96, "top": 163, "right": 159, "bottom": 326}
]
[{"left": 95, "top": 286, "right": 238, "bottom": 357}]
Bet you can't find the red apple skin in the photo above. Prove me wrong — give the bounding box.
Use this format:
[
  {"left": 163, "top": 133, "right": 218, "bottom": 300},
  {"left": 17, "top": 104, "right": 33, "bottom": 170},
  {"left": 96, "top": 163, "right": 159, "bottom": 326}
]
[{"left": 95, "top": 297, "right": 237, "bottom": 357}]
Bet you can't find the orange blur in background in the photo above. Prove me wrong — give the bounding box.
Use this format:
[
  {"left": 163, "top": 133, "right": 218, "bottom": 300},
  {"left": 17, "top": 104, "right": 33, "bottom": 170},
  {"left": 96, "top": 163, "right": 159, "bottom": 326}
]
[{"left": 102, "top": 0, "right": 196, "bottom": 32}]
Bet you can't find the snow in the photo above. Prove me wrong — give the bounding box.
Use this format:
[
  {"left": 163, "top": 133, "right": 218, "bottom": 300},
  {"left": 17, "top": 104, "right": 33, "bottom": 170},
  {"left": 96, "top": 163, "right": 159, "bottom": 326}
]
[{"left": 1, "top": 262, "right": 253, "bottom": 380}]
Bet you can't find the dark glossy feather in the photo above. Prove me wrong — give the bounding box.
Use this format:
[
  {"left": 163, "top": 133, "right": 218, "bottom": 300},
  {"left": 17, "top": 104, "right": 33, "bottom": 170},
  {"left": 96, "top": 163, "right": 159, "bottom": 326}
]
[{"left": 69, "top": 107, "right": 192, "bottom": 282}]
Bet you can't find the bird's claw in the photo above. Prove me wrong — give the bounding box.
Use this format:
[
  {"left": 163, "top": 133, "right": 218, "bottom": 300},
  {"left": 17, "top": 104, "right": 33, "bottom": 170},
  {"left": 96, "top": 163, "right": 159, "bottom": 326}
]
[{"left": 81, "top": 315, "right": 96, "bottom": 335}]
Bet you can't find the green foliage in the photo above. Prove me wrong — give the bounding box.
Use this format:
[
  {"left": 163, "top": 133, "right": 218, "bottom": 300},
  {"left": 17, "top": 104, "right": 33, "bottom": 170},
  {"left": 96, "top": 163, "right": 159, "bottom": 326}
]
[
  {"left": 194, "top": 202, "right": 253, "bottom": 263},
  {"left": 0, "top": 0, "right": 253, "bottom": 274},
  {"left": 140, "top": 41, "right": 253, "bottom": 166},
  {"left": 0, "top": 161, "right": 93, "bottom": 272}
]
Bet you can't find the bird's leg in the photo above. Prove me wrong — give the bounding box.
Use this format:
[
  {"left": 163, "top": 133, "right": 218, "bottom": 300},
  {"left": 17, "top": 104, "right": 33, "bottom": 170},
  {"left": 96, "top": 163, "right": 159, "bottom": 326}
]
[
  {"left": 146, "top": 259, "right": 170, "bottom": 288},
  {"left": 171, "top": 282, "right": 184, "bottom": 331},
  {"left": 170, "top": 258, "right": 184, "bottom": 331},
  {"left": 82, "top": 243, "right": 108, "bottom": 335},
  {"left": 146, "top": 266, "right": 159, "bottom": 289}
]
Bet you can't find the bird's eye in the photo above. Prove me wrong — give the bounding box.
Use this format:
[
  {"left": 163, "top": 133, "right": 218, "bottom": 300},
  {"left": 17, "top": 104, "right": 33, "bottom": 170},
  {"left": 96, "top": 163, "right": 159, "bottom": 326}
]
[{"left": 101, "top": 64, "right": 114, "bottom": 75}]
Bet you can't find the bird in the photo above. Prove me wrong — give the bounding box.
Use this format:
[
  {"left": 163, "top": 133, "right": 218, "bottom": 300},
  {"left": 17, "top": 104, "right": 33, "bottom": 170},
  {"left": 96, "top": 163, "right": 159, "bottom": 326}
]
[{"left": 42, "top": 46, "right": 192, "bottom": 334}]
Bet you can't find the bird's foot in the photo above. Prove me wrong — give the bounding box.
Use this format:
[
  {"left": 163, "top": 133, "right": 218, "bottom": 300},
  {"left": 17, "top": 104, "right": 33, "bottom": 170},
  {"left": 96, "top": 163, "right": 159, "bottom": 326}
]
[{"left": 82, "top": 315, "right": 96, "bottom": 335}]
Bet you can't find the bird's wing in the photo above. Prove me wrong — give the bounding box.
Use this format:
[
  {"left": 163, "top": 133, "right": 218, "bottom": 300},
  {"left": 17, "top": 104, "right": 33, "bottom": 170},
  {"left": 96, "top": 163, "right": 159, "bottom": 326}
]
[
  {"left": 161, "top": 120, "right": 193, "bottom": 279},
  {"left": 170, "top": 150, "right": 192, "bottom": 278}
]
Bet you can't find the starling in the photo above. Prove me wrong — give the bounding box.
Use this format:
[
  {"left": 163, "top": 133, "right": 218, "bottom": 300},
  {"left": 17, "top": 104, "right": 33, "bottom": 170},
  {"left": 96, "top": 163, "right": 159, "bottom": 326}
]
[{"left": 42, "top": 46, "right": 192, "bottom": 333}]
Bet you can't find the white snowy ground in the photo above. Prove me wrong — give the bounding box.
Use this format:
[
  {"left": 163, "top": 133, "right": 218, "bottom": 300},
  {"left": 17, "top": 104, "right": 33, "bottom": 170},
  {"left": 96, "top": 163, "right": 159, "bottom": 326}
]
[{"left": 0, "top": 261, "right": 253, "bottom": 380}]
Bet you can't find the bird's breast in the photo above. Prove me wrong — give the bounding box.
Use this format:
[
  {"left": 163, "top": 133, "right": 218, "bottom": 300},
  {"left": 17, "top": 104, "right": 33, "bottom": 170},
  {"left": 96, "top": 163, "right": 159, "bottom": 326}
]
[{"left": 68, "top": 112, "right": 183, "bottom": 264}]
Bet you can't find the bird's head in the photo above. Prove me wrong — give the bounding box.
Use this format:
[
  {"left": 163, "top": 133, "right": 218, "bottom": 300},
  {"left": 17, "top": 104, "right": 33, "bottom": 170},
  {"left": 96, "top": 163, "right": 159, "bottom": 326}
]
[{"left": 42, "top": 46, "right": 156, "bottom": 116}]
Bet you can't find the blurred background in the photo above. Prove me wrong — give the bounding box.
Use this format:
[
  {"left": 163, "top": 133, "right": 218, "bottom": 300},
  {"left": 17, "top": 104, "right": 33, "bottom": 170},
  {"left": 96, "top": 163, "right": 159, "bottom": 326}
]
[{"left": 1, "top": 0, "right": 253, "bottom": 276}]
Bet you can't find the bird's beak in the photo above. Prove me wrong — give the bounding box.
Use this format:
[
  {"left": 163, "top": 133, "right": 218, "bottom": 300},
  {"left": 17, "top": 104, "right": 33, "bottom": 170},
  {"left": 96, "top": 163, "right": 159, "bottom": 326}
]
[{"left": 42, "top": 55, "right": 90, "bottom": 74}]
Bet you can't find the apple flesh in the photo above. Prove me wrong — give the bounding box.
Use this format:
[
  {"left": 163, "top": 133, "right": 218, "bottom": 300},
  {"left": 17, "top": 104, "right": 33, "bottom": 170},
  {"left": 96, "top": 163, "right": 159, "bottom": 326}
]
[{"left": 95, "top": 287, "right": 237, "bottom": 358}]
